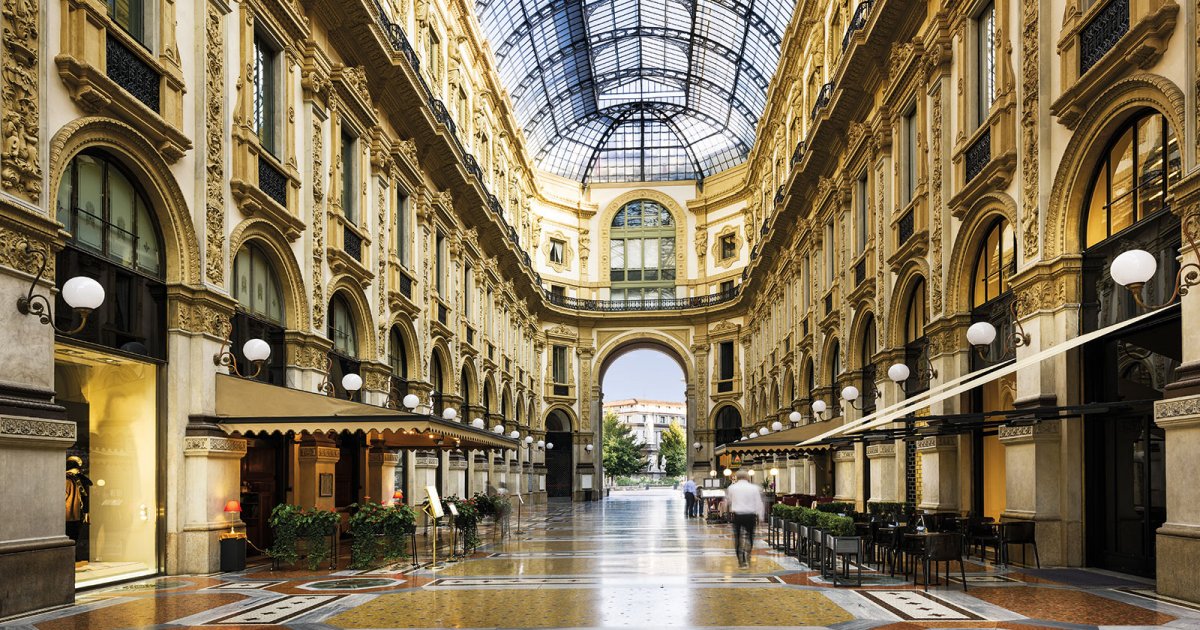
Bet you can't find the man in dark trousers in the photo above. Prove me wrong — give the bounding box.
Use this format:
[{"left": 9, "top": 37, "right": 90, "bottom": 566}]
[
  {"left": 681, "top": 477, "right": 698, "bottom": 517},
  {"left": 726, "top": 470, "right": 765, "bottom": 568}
]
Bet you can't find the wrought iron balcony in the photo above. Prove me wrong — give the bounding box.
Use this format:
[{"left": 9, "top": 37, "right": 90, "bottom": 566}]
[
  {"left": 774, "top": 185, "right": 785, "bottom": 205},
  {"left": 791, "top": 141, "right": 806, "bottom": 166},
  {"left": 810, "top": 82, "right": 834, "bottom": 120},
  {"left": 965, "top": 128, "right": 991, "bottom": 183},
  {"left": 106, "top": 32, "right": 160, "bottom": 113},
  {"left": 372, "top": 0, "right": 419, "bottom": 71},
  {"left": 258, "top": 157, "right": 288, "bottom": 208},
  {"left": 1079, "top": 0, "right": 1129, "bottom": 75},
  {"left": 761, "top": 219, "right": 770, "bottom": 236},
  {"left": 343, "top": 224, "right": 363, "bottom": 262},
  {"left": 544, "top": 286, "right": 739, "bottom": 312},
  {"left": 842, "top": 0, "right": 875, "bottom": 51},
  {"left": 898, "top": 208, "right": 915, "bottom": 246}
]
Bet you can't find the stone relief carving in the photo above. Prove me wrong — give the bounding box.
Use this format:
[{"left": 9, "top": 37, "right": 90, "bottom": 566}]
[
  {"left": 0, "top": 416, "right": 75, "bottom": 441},
  {"left": 929, "top": 82, "right": 943, "bottom": 314},
  {"left": 312, "top": 115, "right": 326, "bottom": 330},
  {"left": 1020, "top": 0, "right": 1040, "bottom": 261},
  {"left": 205, "top": 5, "right": 226, "bottom": 285},
  {"left": 0, "top": 0, "right": 42, "bottom": 202}
]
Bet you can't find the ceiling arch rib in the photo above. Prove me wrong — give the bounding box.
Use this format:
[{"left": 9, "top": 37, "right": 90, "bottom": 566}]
[{"left": 474, "top": 0, "right": 797, "bottom": 183}]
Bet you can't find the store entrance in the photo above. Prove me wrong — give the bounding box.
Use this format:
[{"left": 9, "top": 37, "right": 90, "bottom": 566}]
[{"left": 546, "top": 410, "right": 573, "bottom": 499}]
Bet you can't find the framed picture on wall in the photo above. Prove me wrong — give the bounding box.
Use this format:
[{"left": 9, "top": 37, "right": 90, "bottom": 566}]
[{"left": 319, "top": 473, "right": 333, "bottom": 497}]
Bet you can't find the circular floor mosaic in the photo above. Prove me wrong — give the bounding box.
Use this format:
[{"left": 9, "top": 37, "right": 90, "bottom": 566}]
[{"left": 301, "top": 577, "right": 402, "bottom": 591}]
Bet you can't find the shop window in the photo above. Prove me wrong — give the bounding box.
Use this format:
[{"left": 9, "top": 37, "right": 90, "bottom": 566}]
[
  {"left": 232, "top": 244, "right": 286, "bottom": 384},
  {"left": 57, "top": 352, "right": 159, "bottom": 588},
  {"left": 1083, "top": 109, "right": 1180, "bottom": 248},
  {"left": 252, "top": 32, "right": 281, "bottom": 157}
]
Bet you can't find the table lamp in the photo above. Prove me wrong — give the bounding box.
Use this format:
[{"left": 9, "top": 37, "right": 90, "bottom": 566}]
[{"left": 223, "top": 499, "right": 241, "bottom": 534}]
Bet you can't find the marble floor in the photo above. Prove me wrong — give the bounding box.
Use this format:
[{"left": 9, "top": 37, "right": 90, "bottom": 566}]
[{"left": 6, "top": 490, "right": 1200, "bottom": 629}]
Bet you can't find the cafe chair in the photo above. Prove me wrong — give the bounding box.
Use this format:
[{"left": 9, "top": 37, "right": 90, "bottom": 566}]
[
  {"left": 1000, "top": 521, "right": 1040, "bottom": 568},
  {"left": 921, "top": 532, "right": 967, "bottom": 592}
]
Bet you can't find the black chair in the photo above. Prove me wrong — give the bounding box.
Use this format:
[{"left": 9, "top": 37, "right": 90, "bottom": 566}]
[
  {"left": 784, "top": 521, "right": 800, "bottom": 556},
  {"left": 967, "top": 518, "right": 1002, "bottom": 564},
  {"left": 921, "top": 533, "right": 968, "bottom": 591},
  {"left": 1000, "top": 521, "right": 1040, "bottom": 568}
]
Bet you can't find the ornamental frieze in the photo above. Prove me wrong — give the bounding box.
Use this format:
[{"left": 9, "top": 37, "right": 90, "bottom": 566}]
[
  {"left": 205, "top": 4, "right": 227, "bottom": 285},
  {"left": 0, "top": 0, "right": 42, "bottom": 202},
  {"left": 0, "top": 416, "right": 75, "bottom": 442},
  {"left": 184, "top": 436, "right": 247, "bottom": 455}
]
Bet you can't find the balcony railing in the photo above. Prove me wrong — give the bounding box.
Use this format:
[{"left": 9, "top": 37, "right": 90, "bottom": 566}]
[
  {"left": 343, "top": 224, "right": 363, "bottom": 262},
  {"left": 258, "top": 157, "right": 288, "bottom": 208},
  {"left": 397, "top": 268, "right": 413, "bottom": 299},
  {"left": 106, "top": 33, "right": 160, "bottom": 113},
  {"left": 791, "top": 141, "right": 806, "bottom": 166},
  {"left": 545, "top": 286, "right": 739, "bottom": 312},
  {"left": 761, "top": 219, "right": 770, "bottom": 236},
  {"left": 965, "top": 128, "right": 991, "bottom": 183},
  {"left": 898, "top": 208, "right": 915, "bottom": 246},
  {"left": 1079, "top": 0, "right": 1129, "bottom": 75},
  {"left": 842, "top": 0, "right": 875, "bottom": 51},
  {"left": 810, "top": 82, "right": 834, "bottom": 120},
  {"left": 774, "top": 185, "right": 785, "bottom": 206}
]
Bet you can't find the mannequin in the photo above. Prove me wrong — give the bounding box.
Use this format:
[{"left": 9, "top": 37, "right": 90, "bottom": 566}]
[{"left": 65, "top": 455, "right": 93, "bottom": 564}]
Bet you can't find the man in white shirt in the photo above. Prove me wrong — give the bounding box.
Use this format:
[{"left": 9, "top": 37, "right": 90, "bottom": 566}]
[
  {"left": 681, "top": 478, "right": 698, "bottom": 518},
  {"left": 725, "top": 471, "right": 765, "bottom": 568}
]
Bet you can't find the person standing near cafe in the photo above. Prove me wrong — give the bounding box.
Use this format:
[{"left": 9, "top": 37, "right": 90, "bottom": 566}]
[
  {"left": 726, "top": 470, "right": 765, "bottom": 568},
  {"left": 681, "top": 477, "right": 698, "bottom": 517}
]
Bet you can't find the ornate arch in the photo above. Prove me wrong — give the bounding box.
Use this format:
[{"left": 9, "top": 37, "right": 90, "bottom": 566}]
[
  {"left": 597, "top": 189, "right": 689, "bottom": 279},
  {"left": 709, "top": 401, "right": 745, "bottom": 426},
  {"left": 429, "top": 337, "right": 454, "bottom": 390},
  {"left": 327, "top": 276, "right": 377, "bottom": 358},
  {"left": 594, "top": 329, "right": 693, "bottom": 383},
  {"left": 230, "top": 218, "right": 310, "bottom": 330},
  {"left": 541, "top": 404, "right": 577, "bottom": 432},
  {"left": 945, "top": 192, "right": 1019, "bottom": 316},
  {"left": 819, "top": 331, "right": 842, "bottom": 385},
  {"left": 887, "top": 264, "right": 930, "bottom": 348},
  {"left": 500, "top": 382, "right": 513, "bottom": 418},
  {"left": 49, "top": 117, "right": 201, "bottom": 285},
  {"left": 848, "top": 308, "right": 878, "bottom": 369},
  {"left": 386, "top": 315, "right": 423, "bottom": 381},
  {"left": 482, "top": 372, "right": 497, "bottom": 412},
  {"left": 459, "top": 356, "right": 479, "bottom": 403},
  {"left": 1046, "top": 73, "right": 1188, "bottom": 260},
  {"left": 781, "top": 366, "right": 796, "bottom": 405}
]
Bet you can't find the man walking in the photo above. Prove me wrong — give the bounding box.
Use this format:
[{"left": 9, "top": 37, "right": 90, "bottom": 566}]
[
  {"left": 681, "top": 477, "right": 698, "bottom": 518},
  {"left": 726, "top": 471, "right": 765, "bottom": 568}
]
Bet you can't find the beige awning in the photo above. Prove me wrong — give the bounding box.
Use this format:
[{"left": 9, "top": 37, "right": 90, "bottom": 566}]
[
  {"left": 214, "top": 375, "right": 518, "bottom": 451},
  {"left": 713, "top": 420, "right": 836, "bottom": 456}
]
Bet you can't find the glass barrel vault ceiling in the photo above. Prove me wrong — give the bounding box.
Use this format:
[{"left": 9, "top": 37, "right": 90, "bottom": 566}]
[{"left": 474, "top": 0, "right": 797, "bottom": 184}]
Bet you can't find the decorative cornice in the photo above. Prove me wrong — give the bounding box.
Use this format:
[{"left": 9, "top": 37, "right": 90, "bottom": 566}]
[
  {"left": 998, "top": 421, "right": 1061, "bottom": 443},
  {"left": 1155, "top": 396, "right": 1200, "bottom": 429},
  {"left": 184, "top": 436, "right": 248, "bottom": 457},
  {"left": 0, "top": 416, "right": 75, "bottom": 446}
]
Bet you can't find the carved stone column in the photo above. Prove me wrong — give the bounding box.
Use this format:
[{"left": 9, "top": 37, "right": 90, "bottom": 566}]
[
  {"left": 916, "top": 436, "right": 957, "bottom": 512},
  {"left": 180, "top": 426, "right": 247, "bottom": 574},
  {"left": 1000, "top": 421, "right": 1064, "bottom": 564},
  {"left": 866, "top": 442, "right": 898, "bottom": 503},
  {"left": 1153, "top": 396, "right": 1200, "bottom": 601},
  {"left": 446, "top": 450, "right": 468, "bottom": 497},
  {"left": 365, "top": 445, "right": 400, "bottom": 505},
  {"left": 833, "top": 448, "right": 856, "bottom": 501},
  {"left": 297, "top": 435, "right": 340, "bottom": 511}
]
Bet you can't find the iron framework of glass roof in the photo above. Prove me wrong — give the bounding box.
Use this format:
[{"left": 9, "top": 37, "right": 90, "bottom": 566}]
[{"left": 474, "top": 0, "right": 796, "bottom": 184}]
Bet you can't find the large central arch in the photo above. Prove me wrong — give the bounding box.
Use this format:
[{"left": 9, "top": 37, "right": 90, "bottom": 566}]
[{"left": 592, "top": 329, "right": 697, "bottom": 483}]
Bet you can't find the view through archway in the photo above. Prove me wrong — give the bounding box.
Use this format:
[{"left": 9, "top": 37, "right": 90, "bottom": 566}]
[{"left": 599, "top": 347, "right": 688, "bottom": 494}]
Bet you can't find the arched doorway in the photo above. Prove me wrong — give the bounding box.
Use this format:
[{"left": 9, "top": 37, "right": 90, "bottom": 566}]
[
  {"left": 545, "top": 410, "right": 574, "bottom": 499},
  {"left": 598, "top": 340, "right": 689, "bottom": 484}
]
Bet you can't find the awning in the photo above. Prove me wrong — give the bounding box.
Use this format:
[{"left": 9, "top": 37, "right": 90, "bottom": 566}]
[
  {"left": 807, "top": 303, "right": 1178, "bottom": 444},
  {"left": 214, "top": 375, "right": 518, "bottom": 451},
  {"left": 713, "top": 420, "right": 837, "bottom": 456}
]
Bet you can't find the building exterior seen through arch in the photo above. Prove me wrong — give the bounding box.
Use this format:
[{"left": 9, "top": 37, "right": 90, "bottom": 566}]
[{"left": 1, "top": 0, "right": 1199, "bottom": 616}]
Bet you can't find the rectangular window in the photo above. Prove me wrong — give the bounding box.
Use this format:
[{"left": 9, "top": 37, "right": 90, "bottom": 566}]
[
  {"left": 720, "top": 234, "right": 736, "bottom": 259},
  {"left": 610, "top": 239, "right": 625, "bottom": 281},
  {"left": 463, "top": 265, "right": 473, "bottom": 317},
  {"left": 824, "top": 221, "right": 835, "bottom": 286},
  {"left": 426, "top": 28, "right": 441, "bottom": 80},
  {"left": 252, "top": 33, "right": 279, "bottom": 156},
  {"left": 549, "top": 238, "right": 565, "bottom": 264},
  {"left": 341, "top": 131, "right": 357, "bottom": 223},
  {"left": 108, "top": 0, "right": 148, "bottom": 47},
  {"left": 976, "top": 2, "right": 996, "bottom": 128},
  {"left": 550, "top": 285, "right": 565, "bottom": 298},
  {"left": 719, "top": 279, "right": 734, "bottom": 293},
  {"left": 435, "top": 232, "right": 446, "bottom": 295},
  {"left": 552, "top": 345, "right": 568, "bottom": 384},
  {"left": 855, "top": 174, "right": 869, "bottom": 253},
  {"left": 396, "top": 190, "right": 409, "bottom": 265},
  {"left": 717, "top": 341, "right": 735, "bottom": 392},
  {"left": 904, "top": 107, "right": 918, "bottom": 204}
]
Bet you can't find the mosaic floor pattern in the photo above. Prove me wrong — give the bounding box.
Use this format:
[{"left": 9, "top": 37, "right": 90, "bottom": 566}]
[{"left": 7, "top": 490, "right": 1199, "bottom": 629}]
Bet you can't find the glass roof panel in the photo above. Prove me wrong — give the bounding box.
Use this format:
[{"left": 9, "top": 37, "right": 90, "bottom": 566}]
[{"left": 475, "top": 0, "right": 797, "bottom": 183}]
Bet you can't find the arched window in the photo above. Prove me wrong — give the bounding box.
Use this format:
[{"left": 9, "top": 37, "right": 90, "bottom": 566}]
[
  {"left": 1084, "top": 109, "right": 1180, "bottom": 248},
  {"left": 56, "top": 151, "right": 163, "bottom": 277},
  {"left": 861, "top": 315, "right": 877, "bottom": 415},
  {"left": 231, "top": 243, "right": 287, "bottom": 384},
  {"left": 609, "top": 199, "right": 676, "bottom": 304},
  {"left": 389, "top": 327, "right": 409, "bottom": 398},
  {"left": 903, "top": 278, "right": 930, "bottom": 394},
  {"left": 828, "top": 339, "right": 842, "bottom": 416},
  {"left": 234, "top": 244, "right": 284, "bottom": 324},
  {"left": 55, "top": 151, "right": 167, "bottom": 358},
  {"left": 430, "top": 351, "right": 445, "bottom": 414},
  {"left": 327, "top": 294, "right": 358, "bottom": 357},
  {"left": 714, "top": 406, "right": 742, "bottom": 447},
  {"left": 460, "top": 366, "right": 472, "bottom": 418},
  {"left": 971, "top": 218, "right": 1016, "bottom": 308}
]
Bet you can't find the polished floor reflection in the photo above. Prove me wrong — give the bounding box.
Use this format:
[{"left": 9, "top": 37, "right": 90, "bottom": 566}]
[{"left": 10, "top": 490, "right": 1200, "bottom": 628}]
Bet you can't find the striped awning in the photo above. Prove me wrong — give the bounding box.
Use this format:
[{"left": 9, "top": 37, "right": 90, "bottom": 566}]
[{"left": 213, "top": 375, "right": 518, "bottom": 450}]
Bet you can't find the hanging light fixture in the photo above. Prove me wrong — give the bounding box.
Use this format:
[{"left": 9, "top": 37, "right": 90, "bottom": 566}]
[
  {"left": 212, "top": 318, "right": 271, "bottom": 379},
  {"left": 967, "top": 299, "right": 1030, "bottom": 362}
]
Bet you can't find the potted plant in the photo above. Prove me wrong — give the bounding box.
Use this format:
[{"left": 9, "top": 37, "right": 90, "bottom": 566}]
[
  {"left": 347, "top": 501, "right": 417, "bottom": 569},
  {"left": 267, "top": 504, "right": 341, "bottom": 570}
]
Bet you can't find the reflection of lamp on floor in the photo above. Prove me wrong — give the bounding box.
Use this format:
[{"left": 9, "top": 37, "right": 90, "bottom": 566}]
[{"left": 224, "top": 500, "right": 241, "bottom": 534}]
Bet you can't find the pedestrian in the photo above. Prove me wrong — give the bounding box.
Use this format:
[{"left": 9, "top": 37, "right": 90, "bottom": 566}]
[
  {"left": 681, "top": 477, "right": 698, "bottom": 518},
  {"left": 726, "top": 470, "right": 765, "bottom": 568}
]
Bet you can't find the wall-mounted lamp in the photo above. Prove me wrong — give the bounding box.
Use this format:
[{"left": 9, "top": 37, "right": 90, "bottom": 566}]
[
  {"left": 966, "top": 299, "right": 1031, "bottom": 362},
  {"left": 16, "top": 244, "right": 105, "bottom": 334},
  {"left": 213, "top": 319, "right": 271, "bottom": 378},
  {"left": 510, "top": 430, "right": 521, "bottom": 440},
  {"left": 1110, "top": 225, "right": 1200, "bottom": 309},
  {"left": 546, "top": 442, "right": 554, "bottom": 450},
  {"left": 841, "top": 385, "right": 863, "bottom": 410},
  {"left": 811, "top": 399, "right": 827, "bottom": 419},
  {"left": 472, "top": 418, "right": 486, "bottom": 429},
  {"left": 788, "top": 411, "right": 802, "bottom": 426},
  {"left": 722, "top": 468, "right": 732, "bottom": 477},
  {"left": 748, "top": 431, "right": 759, "bottom": 439},
  {"left": 709, "top": 469, "right": 717, "bottom": 477},
  {"left": 693, "top": 441, "right": 703, "bottom": 452},
  {"left": 585, "top": 443, "right": 594, "bottom": 452},
  {"left": 771, "top": 420, "right": 783, "bottom": 432},
  {"left": 492, "top": 424, "right": 505, "bottom": 434},
  {"left": 886, "top": 363, "right": 910, "bottom": 393},
  {"left": 341, "top": 373, "right": 363, "bottom": 400},
  {"left": 442, "top": 407, "right": 458, "bottom": 421}
]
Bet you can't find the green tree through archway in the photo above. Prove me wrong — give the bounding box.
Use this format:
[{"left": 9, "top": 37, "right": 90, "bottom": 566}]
[
  {"left": 603, "top": 412, "right": 648, "bottom": 480},
  {"left": 658, "top": 420, "right": 687, "bottom": 478}
]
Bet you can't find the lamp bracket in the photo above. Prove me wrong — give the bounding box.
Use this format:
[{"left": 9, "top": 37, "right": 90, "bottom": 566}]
[
  {"left": 15, "top": 243, "right": 93, "bottom": 335},
  {"left": 212, "top": 317, "right": 265, "bottom": 379}
]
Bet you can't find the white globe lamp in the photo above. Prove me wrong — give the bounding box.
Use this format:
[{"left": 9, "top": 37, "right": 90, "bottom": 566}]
[
  {"left": 841, "top": 385, "right": 859, "bottom": 402},
  {"left": 242, "top": 338, "right": 271, "bottom": 363},
  {"left": 61, "top": 276, "right": 105, "bottom": 310},
  {"left": 788, "top": 411, "right": 802, "bottom": 424},
  {"left": 887, "top": 363, "right": 911, "bottom": 384},
  {"left": 1110, "top": 249, "right": 1157, "bottom": 288},
  {"left": 966, "top": 321, "right": 998, "bottom": 347},
  {"left": 442, "top": 407, "right": 457, "bottom": 421},
  {"left": 812, "top": 400, "right": 827, "bottom": 415},
  {"left": 403, "top": 394, "right": 420, "bottom": 410},
  {"left": 771, "top": 420, "right": 783, "bottom": 432},
  {"left": 341, "top": 373, "right": 363, "bottom": 392}
]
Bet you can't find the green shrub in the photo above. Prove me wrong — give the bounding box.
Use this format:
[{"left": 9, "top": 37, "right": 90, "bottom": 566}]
[
  {"left": 818, "top": 512, "right": 855, "bottom": 536},
  {"left": 268, "top": 504, "right": 340, "bottom": 570},
  {"left": 816, "top": 501, "right": 854, "bottom": 514},
  {"left": 347, "top": 502, "right": 417, "bottom": 569}
]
